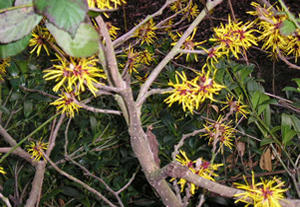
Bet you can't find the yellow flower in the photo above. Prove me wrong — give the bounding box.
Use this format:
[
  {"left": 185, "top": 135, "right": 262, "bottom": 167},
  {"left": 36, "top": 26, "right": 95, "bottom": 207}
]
[
  {"left": 222, "top": 95, "right": 249, "bottom": 122},
  {"left": 171, "top": 150, "right": 223, "bottom": 195},
  {"left": 120, "top": 46, "right": 141, "bottom": 74},
  {"left": 43, "top": 54, "right": 106, "bottom": 96},
  {"left": 170, "top": 0, "right": 189, "bottom": 12},
  {"left": 164, "top": 70, "right": 225, "bottom": 113},
  {"left": 210, "top": 16, "right": 258, "bottom": 59},
  {"left": 171, "top": 28, "right": 206, "bottom": 61},
  {"left": 203, "top": 46, "right": 226, "bottom": 69},
  {"left": 106, "top": 22, "right": 120, "bottom": 40},
  {"left": 0, "top": 58, "right": 10, "bottom": 81},
  {"left": 51, "top": 91, "right": 82, "bottom": 118},
  {"left": 138, "top": 49, "right": 154, "bottom": 65},
  {"left": 203, "top": 115, "right": 235, "bottom": 150},
  {"left": 29, "top": 26, "right": 54, "bottom": 56},
  {"left": 26, "top": 139, "right": 48, "bottom": 161},
  {"left": 134, "top": 18, "right": 157, "bottom": 45},
  {"left": 87, "top": 0, "right": 126, "bottom": 9},
  {"left": 234, "top": 172, "right": 287, "bottom": 207},
  {"left": 285, "top": 30, "right": 300, "bottom": 62},
  {"left": 248, "top": 2, "right": 299, "bottom": 61},
  {"left": 184, "top": 2, "right": 200, "bottom": 21},
  {"left": 0, "top": 167, "right": 6, "bottom": 175}
]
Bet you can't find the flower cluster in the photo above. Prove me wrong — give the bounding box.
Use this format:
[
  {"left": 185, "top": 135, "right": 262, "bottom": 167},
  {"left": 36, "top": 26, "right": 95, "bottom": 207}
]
[
  {"left": 234, "top": 172, "right": 287, "bottom": 207},
  {"left": 203, "top": 116, "right": 236, "bottom": 150},
  {"left": 0, "top": 167, "right": 6, "bottom": 175},
  {"left": 210, "top": 16, "right": 258, "bottom": 59},
  {"left": 0, "top": 58, "right": 10, "bottom": 81},
  {"left": 164, "top": 70, "right": 224, "bottom": 113},
  {"left": 172, "top": 28, "right": 206, "bottom": 61},
  {"left": 29, "top": 26, "right": 54, "bottom": 56},
  {"left": 249, "top": 2, "right": 300, "bottom": 62},
  {"left": 43, "top": 54, "right": 106, "bottom": 96},
  {"left": 222, "top": 95, "right": 249, "bottom": 122},
  {"left": 120, "top": 47, "right": 154, "bottom": 74},
  {"left": 170, "top": 0, "right": 199, "bottom": 21},
  {"left": 134, "top": 19, "right": 157, "bottom": 45},
  {"left": 171, "top": 150, "right": 223, "bottom": 195},
  {"left": 26, "top": 139, "right": 49, "bottom": 161},
  {"left": 87, "top": 0, "right": 126, "bottom": 10},
  {"left": 50, "top": 91, "right": 82, "bottom": 118}
]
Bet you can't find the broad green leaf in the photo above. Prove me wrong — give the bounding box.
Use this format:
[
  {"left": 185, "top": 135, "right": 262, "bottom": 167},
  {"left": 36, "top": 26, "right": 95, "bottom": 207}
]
[
  {"left": 0, "top": 0, "right": 14, "bottom": 9},
  {"left": 0, "top": 34, "right": 31, "bottom": 58},
  {"left": 24, "top": 100, "right": 33, "bottom": 117},
  {"left": 282, "top": 128, "right": 296, "bottom": 146},
  {"left": 0, "top": 7, "right": 42, "bottom": 43},
  {"left": 15, "top": 0, "right": 33, "bottom": 5},
  {"left": 280, "top": 19, "right": 296, "bottom": 36},
  {"left": 33, "top": 0, "right": 87, "bottom": 36},
  {"left": 0, "top": 105, "right": 10, "bottom": 114},
  {"left": 46, "top": 22, "right": 99, "bottom": 57},
  {"left": 251, "top": 91, "right": 261, "bottom": 109}
]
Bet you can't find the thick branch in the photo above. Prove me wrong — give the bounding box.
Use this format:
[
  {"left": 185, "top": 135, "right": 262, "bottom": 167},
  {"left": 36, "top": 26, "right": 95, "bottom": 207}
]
[
  {"left": 165, "top": 162, "right": 300, "bottom": 207},
  {"left": 0, "top": 124, "right": 34, "bottom": 165}
]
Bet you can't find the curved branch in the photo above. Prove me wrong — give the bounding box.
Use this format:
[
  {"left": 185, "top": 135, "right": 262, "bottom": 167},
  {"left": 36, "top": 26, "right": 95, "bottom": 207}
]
[{"left": 165, "top": 162, "right": 300, "bottom": 207}]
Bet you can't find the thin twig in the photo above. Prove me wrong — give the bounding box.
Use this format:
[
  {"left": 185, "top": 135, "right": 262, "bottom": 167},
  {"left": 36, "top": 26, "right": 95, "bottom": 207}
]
[
  {"left": 76, "top": 101, "right": 122, "bottom": 115},
  {"left": 44, "top": 154, "right": 117, "bottom": 207},
  {"left": 172, "top": 129, "right": 206, "bottom": 160},
  {"left": 113, "top": 0, "right": 177, "bottom": 48},
  {"left": 137, "top": 88, "right": 172, "bottom": 107},
  {"left": 277, "top": 49, "right": 300, "bottom": 70},
  {"left": 19, "top": 86, "right": 58, "bottom": 99}
]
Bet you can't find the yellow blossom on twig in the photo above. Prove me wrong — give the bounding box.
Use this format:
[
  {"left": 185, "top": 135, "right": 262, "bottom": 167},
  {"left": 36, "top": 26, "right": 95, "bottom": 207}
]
[
  {"left": 0, "top": 58, "right": 10, "bottom": 81},
  {"left": 26, "top": 139, "right": 48, "bottom": 161},
  {"left": 51, "top": 91, "right": 82, "bottom": 118},
  {"left": 164, "top": 70, "right": 225, "bottom": 113},
  {"left": 234, "top": 171, "right": 287, "bottom": 207},
  {"left": 43, "top": 54, "right": 106, "bottom": 96},
  {"left": 171, "top": 150, "right": 223, "bottom": 195},
  {"left": 0, "top": 167, "right": 6, "bottom": 175},
  {"left": 134, "top": 19, "right": 157, "bottom": 45},
  {"left": 29, "top": 26, "right": 54, "bottom": 56}
]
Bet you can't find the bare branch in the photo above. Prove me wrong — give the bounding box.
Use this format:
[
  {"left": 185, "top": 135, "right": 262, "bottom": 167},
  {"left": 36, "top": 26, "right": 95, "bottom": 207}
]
[
  {"left": 172, "top": 129, "right": 206, "bottom": 160},
  {"left": 137, "top": 88, "right": 172, "bottom": 107},
  {"left": 19, "top": 86, "right": 58, "bottom": 99},
  {"left": 76, "top": 101, "right": 122, "bottom": 115},
  {"left": 113, "top": 0, "right": 177, "bottom": 48},
  {"left": 277, "top": 49, "right": 300, "bottom": 70},
  {"left": 0, "top": 125, "right": 34, "bottom": 165},
  {"left": 44, "top": 154, "right": 117, "bottom": 207}
]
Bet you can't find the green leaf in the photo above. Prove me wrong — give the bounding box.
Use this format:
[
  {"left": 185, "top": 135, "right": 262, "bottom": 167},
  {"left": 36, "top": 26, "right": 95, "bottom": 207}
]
[
  {"left": 15, "top": 0, "right": 33, "bottom": 5},
  {"left": 0, "top": 0, "right": 14, "bottom": 9},
  {"left": 0, "top": 34, "right": 31, "bottom": 58},
  {"left": 46, "top": 22, "right": 99, "bottom": 57},
  {"left": 0, "top": 7, "right": 42, "bottom": 43},
  {"left": 282, "top": 128, "right": 296, "bottom": 146},
  {"left": 24, "top": 100, "right": 33, "bottom": 117},
  {"left": 0, "top": 105, "right": 10, "bottom": 114},
  {"left": 33, "top": 0, "right": 87, "bottom": 36},
  {"left": 280, "top": 19, "right": 297, "bottom": 36}
]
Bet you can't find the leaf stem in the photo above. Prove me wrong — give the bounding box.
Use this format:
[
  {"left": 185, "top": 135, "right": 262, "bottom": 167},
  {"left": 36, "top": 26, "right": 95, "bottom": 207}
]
[
  {"left": 0, "top": 4, "right": 33, "bottom": 14},
  {"left": 0, "top": 113, "right": 59, "bottom": 164}
]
